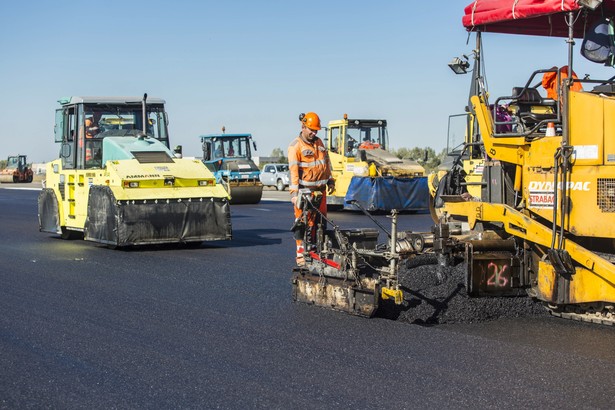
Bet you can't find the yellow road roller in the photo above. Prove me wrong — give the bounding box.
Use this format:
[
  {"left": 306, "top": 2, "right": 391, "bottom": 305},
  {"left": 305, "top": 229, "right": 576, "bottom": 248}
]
[{"left": 38, "top": 95, "right": 232, "bottom": 247}]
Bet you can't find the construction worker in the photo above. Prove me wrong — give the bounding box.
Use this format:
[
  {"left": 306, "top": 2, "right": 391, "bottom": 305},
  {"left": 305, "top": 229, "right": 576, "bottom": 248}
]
[
  {"left": 542, "top": 66, "right": 583, "bottom": 100},
  {"left": 358, "top": 136, "right": 380, "bottom": 150},
  {"left": 288, "top": 112, "right": 335, "bottom": 266},
  {"left": 85, "top": 117, "right": 99, "bottom": 138}
]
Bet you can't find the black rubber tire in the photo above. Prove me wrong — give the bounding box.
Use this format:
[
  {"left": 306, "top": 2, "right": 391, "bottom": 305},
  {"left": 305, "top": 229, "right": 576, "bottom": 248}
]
[
  {"left": 60, "top": 227, "right": 82, "bottom": 240},
  {"left": 276, "top": 179, "right": 285, "bottom": 191}
]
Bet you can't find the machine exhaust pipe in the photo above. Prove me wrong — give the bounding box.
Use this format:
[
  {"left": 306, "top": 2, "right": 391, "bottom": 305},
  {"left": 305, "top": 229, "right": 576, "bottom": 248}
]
[{"left": 142, "top": 93, "right": 148, "bottom": 135}]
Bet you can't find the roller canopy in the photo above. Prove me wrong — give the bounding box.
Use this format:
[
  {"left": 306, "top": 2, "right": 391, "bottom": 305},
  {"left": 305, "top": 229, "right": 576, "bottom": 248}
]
[{"left": 463, "top": 0, "right": 615, "bottom": 37}]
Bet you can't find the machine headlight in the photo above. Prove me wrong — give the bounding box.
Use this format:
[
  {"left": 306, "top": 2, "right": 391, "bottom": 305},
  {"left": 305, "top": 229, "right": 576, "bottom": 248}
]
[
  {"left": 124, "top": 181, "right": 139, "bottom": 188},
  {"left": 199, "top": 180, "right": 213, "bottom": 186}
]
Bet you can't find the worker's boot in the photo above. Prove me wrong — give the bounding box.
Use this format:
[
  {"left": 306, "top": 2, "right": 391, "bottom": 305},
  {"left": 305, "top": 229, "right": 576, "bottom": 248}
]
[{"left": 296, "top": 244, "right": 305, "bottom": 267}]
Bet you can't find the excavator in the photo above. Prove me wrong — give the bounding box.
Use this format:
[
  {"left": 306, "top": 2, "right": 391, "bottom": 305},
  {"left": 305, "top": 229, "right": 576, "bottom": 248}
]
[
  {"left": 38, "top": 95, "right": 232, "bottom": 247},
  {"left": 0, "top": 155, "right": 33, "bottom": 183},
  {"left": 294, "top": 0, "right": 615, "bottom": 325},
  {"left": 326, "top": 115, "right": 429, "bottom": 212}
]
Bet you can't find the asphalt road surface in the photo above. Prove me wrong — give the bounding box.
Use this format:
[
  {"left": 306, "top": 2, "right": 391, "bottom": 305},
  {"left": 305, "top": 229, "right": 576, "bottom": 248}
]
[{"left": 1, "top": 186, "right": 615, "bottom": 409}]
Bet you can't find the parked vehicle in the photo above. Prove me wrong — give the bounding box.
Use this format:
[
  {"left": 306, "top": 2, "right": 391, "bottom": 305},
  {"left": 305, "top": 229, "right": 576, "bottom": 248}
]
[{"left": 260, "top": 163, "right": 289, "bottom": 191}]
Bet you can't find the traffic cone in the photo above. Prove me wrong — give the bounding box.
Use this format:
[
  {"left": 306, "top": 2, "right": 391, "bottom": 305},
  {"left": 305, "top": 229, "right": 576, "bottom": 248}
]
[{"left": 546, "top": 122, "right": 556, "bottom": 137}]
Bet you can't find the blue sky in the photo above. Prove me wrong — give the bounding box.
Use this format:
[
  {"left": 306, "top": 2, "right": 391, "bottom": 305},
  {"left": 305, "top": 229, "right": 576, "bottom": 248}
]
[{"left": 1, "top": 1, "right": 612, "bottom": 163}]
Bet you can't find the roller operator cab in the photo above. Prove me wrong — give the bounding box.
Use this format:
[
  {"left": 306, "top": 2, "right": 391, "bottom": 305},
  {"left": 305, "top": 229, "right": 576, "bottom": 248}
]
[
  {"left": 38, "top": 96, "right": 232, "bottom": 247},
  {"left": 200, "top": 133, "right": 263, "bottom": 204},
  {"left": 326, "top": 116, "right": 429, "bottom": 211}
]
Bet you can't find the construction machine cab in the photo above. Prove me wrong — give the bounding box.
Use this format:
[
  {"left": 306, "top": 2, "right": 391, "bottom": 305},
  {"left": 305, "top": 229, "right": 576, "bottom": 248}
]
[
  {"left": 54, "top": 96, "right": 170, "bottom": 170},
  {"left": 199, "top": 133, "right": 263, "bottom": 204},
  {"left": 7, "top": 155, "right": 27, "bottom": 174},
  {"left": 201, "top": 134, "right": 255, "bottom": 163},
  {"left": 328, "top": 117, "right": 388, "bottom": 158}
]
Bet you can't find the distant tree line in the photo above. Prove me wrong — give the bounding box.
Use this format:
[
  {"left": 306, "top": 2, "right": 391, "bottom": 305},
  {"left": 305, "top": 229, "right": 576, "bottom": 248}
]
[
  {"left": 390, "top": 147, "right": 448, "bottom": 174},
  {"left": 269, "top": 148, "right": 287, "bottom": 163},
  {"left": 267, "top": 147, "right": 447, "bottom": 174}
]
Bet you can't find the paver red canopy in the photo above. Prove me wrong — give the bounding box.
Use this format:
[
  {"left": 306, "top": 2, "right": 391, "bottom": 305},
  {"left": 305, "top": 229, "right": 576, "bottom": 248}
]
[{"left": 462, "top": 0, "right": 615, "bottom": 37}]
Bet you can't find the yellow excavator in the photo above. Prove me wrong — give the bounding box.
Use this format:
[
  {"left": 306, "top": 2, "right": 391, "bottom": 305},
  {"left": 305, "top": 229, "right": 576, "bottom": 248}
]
[
  {"left": 38, "top": 95, "right": 232, "bottom": 246},
  {"left": 430, "top": 0, "right": 615, "bottom": 324}
]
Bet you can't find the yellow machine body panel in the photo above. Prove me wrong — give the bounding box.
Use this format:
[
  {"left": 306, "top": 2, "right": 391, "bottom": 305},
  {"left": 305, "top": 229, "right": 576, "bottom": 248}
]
[
  {"left": 536, "top": 260, "right": 557, "bottom": 302},
  {"left": 536, "top": 260, "right": 615, "bottom": 304},
  {"left": 328, "top": 151, "right": 368, "bottom": 200},
  {"left": 45, "top": 158, "right": 228, "bottom": 231},
  {"left": 443, "top": 201, "right": 615, "bottom": 306},
  {"left": 523, "top": 165, "right": 615, "bottom": 237},
  {"left": 569, "top": 91, "right": 605, "bottom": 166},
  {"left": 462, "top": 158, "right": 484, "bottom": 198},
  {"left": 438, "top": 92, "right": 615, "bottom": 310}
]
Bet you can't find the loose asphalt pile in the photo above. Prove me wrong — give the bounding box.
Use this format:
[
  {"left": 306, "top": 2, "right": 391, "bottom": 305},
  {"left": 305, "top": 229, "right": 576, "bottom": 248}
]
[{"left": 392, "top": 254, "right": 549, "bottom": 325}]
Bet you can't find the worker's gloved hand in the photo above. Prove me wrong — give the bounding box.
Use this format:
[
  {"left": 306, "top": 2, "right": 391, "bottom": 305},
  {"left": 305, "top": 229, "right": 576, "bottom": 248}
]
[
  {"left": 291, "top": 196, "right": 298, "bottom": 208},
  {"left": 327, "top": 180, "right": 335, "bottom": 195}
]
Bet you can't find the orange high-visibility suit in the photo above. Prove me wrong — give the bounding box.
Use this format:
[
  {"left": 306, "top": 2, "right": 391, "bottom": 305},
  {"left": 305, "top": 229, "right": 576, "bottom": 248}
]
[
  {"left": 288, "top": 134, "right": 334, "bottom": 264},
  {"left": 542, "top": 66, "right": 583, "bottom": 100}
]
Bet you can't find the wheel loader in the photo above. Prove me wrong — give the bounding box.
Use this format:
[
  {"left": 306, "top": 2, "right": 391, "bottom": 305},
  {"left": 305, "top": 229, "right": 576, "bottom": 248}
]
[
  {"left": 325, "top": 115, "right": 429, "bottom": 212},
  {"left": 200, "top": 132, "right": 263, "bottom": 204},
  {"left": 428, "top": 0, "right": 615, "bottom": 325},
  {"left": 0, "top": 155, "right": 33, "bottom": 183},
  {"left": 38, "top": 95, "right": 232, "bottom": 247}
]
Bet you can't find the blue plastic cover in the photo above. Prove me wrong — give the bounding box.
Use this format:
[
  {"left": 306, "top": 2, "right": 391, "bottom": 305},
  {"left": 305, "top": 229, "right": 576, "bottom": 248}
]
[{"left": 344, "top": 176, "right": 429, "bottom": 211}]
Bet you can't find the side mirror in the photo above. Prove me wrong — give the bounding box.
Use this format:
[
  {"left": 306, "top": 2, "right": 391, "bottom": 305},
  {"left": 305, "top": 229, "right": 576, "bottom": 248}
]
[{"left": 253, "top": 141, "right": 257, "bottom": 151}]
